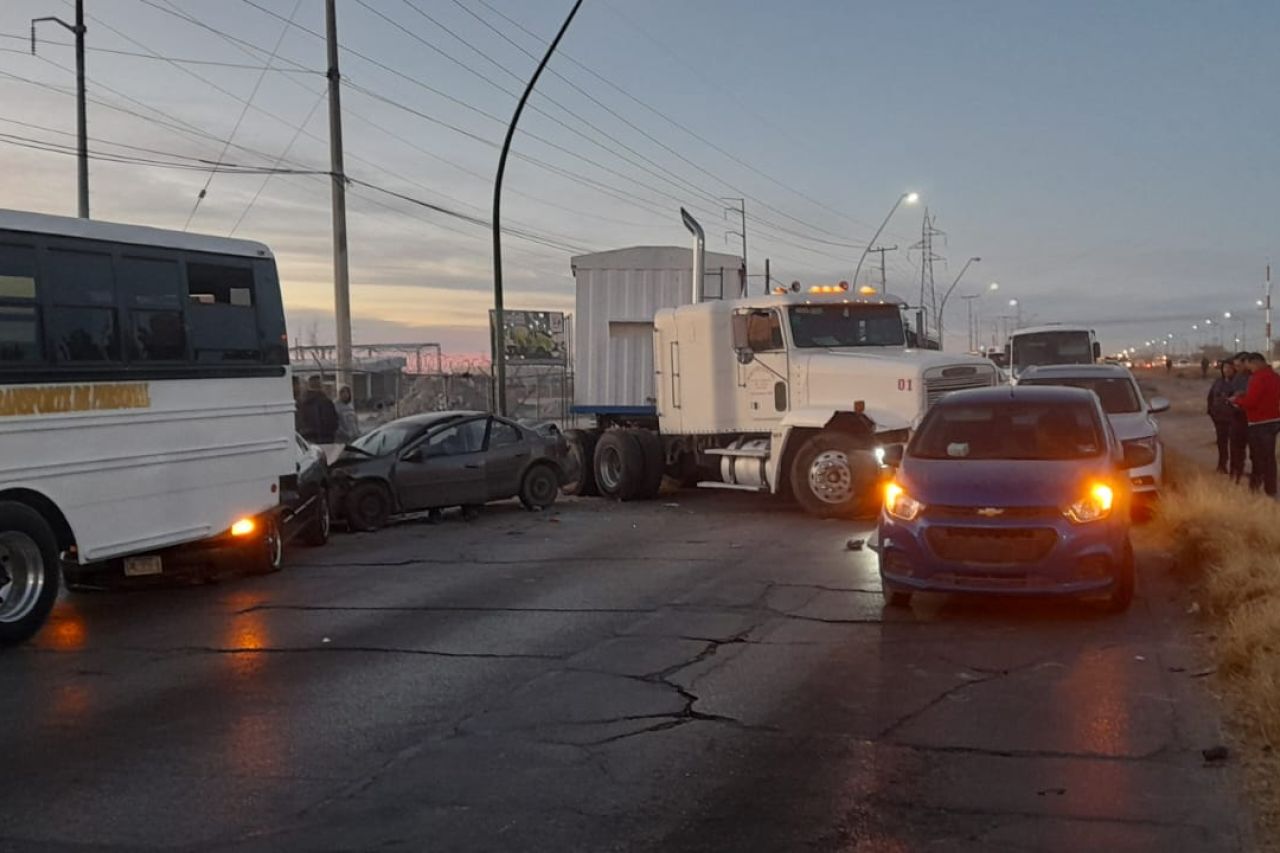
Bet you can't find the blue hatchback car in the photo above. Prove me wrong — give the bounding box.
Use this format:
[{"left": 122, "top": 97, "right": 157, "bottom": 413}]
[{"left": 876, "top": 385, "right": 1155, "bottom": 612}]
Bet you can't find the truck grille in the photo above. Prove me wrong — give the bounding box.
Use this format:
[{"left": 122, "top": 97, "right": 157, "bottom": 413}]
[
  {"left": 923, "top": 372, "right": 995, "bottom": 408},
  {"left": 925, "top": 526, "right": 1058, "bottom": 563}
]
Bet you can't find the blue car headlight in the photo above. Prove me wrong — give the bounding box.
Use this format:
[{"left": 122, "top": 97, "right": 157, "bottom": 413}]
[{"left": 885, "top": 481, "right": 924, "bottom": 522}]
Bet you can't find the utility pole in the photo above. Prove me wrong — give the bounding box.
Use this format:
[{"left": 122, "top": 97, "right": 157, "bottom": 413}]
[
  {"left": 723, "top": 198, "right": 747, "bottom": 295},
  {"left": 32, "top": 0, "right": 88, "bottom": 217},
  {"left": 325, "top": 0, "right": 353, "bottom": 391},
  {"left": 868, "top": 245, "right": 897, "bottom": 294},
  {"left": 1267, "top": 263, "right": 1273, "bottom": 361},
  {"left": 910, "top": 209, "right": 945, "bottom": 341},
  {"left": 763, "top": 257, "right": 770, "bottom": 296},
  {"left": 961, "top": 294, "right": 979, "bottom": 352}
]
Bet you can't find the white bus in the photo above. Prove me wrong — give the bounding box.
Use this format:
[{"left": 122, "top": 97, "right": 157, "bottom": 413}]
[
  {"left": 0, "top": 209, "right": 295, "bottom": 645},
  {"left": 1007, "top": 324, "right": 1101, "bottom": 379}
]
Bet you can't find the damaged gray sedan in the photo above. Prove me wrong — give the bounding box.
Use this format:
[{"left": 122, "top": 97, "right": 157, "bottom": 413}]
[{"left": 331, "top": 411, "right": 567, "bottom": 531}]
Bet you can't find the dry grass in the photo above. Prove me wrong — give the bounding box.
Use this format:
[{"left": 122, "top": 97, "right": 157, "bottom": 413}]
[{"left": 1150, "top": 453, "right": 1280, "bottom": 737}]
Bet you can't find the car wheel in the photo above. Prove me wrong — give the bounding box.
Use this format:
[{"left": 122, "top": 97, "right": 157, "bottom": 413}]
[
  {"left": 302, "top": 494, "right": 331, "bottom": 547},
  {"left": 245, "top": 514, "right": 283, "bottom": 575},
  {"left": 630, "top": 429, "right": 665, "bottom": 500},
  {"left": 520, "top": 464, "right": 560, "bottom": 511},
  {"left": 561, "top": 429, "right": 599, "bottom": 497},
  {"left": 593, "top": 430, "right": 646, "bottom": 501},
  {"left": 0, "top": 502, "right": 62, "bottom": 648},
  {"left": 1105, "top": 540, "right": 1135, "bottom": 613},
  {"left": 790, "top": 432, "right": 879, "bottom": 518},
  {"left": 345, "top": 481, "right": 393, "bottom": 532}
]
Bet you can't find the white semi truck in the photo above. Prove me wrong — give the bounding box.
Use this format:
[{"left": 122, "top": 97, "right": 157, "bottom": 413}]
[{"left": 563, "top": 211, "right": 999, "bottom": 517}]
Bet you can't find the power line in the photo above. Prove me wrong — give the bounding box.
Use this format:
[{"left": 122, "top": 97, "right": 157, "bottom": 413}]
[
  {"left": 0, "top": 31, "right": 321, "bottom": 72},
  {"left": 184, "top": 0, "right": 303, "bottom": 230}
]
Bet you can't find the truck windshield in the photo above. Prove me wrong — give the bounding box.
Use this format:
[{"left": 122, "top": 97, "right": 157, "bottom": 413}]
[
  {"left": 1011, "top": 331, "right": 1094, "bottom": 373},
  {"left": 788, "top": 304, "right": 905, "bottom": 348},
  {"left": 911, "top": 400, "right": 1104, "bottom": 461}
]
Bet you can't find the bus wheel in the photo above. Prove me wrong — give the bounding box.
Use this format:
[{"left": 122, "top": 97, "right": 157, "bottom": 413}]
[
  {"left": 790, "top": 432, "right": 878, "bottom": 518},
  {"left": 0, "top": 502, "right": 62, "bottom": 647},
  {"left": 346, "top": 482, "right": 392, "bottom": 531},
  {"left": 561, "top": 429, "right": 599, "bottom": 497},
  {"left": 302, "top": 495, "right": 331, "bottom": 547},
  {"left": 246, "top": 514, "right": 284, "bottom": 575},
  {"left": 593, "top": 431, "right": 646, "bottom": 501}
]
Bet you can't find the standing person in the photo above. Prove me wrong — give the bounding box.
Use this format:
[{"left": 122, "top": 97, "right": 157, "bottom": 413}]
[
  {"left": 1200, "top": 356, "right": 1210, "bottom": 379},
  {"left": 1231, "top": 353, "right": 1280, "bottom": 496},
  {"left": 298, "top": 375, "right": 339, "bottom": 444},
  {"left": 335, "top": 386, "right": 360, "bottom": 444},
  {"left": 1207, "top": 360, "right": 1238, "bottom": 474},
  {"left": 1229, "top": 353, "right": 1252, "bottom": 482},
  {"left": 1165, "top": 356, "right": 1173, "bottom": 374}
]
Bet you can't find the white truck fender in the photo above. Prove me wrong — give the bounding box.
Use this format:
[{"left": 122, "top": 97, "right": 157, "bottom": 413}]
[{"left": 766, "top": 406, "right": 911, "bottom": 493}]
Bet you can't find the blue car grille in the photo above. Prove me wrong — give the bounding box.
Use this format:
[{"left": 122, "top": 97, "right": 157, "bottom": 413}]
[
  {"left": 926, "top": 505, "right": 1059, "bottom": 520},
  {"left": 925, "top": 526, "right": 1058, "bottom": 563}
]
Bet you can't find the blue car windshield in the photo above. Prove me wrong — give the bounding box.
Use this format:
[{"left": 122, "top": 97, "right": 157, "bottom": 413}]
[{"left": 911, "top": 401, "right": 1105, "bottom": 461}]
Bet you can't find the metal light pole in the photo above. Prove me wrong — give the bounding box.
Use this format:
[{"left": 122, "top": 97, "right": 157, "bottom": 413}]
[
  {"left": 936, "top": 256, "right": 980, "bottom": 350},
  {"left": 851, "top": 191, "right": 918, "bottom": 294},
  {"left": 1266, "top": 264, "right": 1273, "bottom": 360},
  {"left": 32, "top": 0, "right": 88, "bottom": 218},
  {"left": 492, "top": 0, "right": 584, "bottom": 416}
]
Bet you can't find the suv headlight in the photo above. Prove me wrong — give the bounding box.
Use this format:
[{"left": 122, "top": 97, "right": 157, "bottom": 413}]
[
  {"left": 1065, "top": 482, "right": 1114, "bottom": 524},
  {"left": 885, "top": 481, "right": 924, "bottom": 521}
]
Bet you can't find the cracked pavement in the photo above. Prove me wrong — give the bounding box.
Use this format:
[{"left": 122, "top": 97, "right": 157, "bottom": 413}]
[{"left": 0, "top": 492, "right": 1251, "bottom": 851}]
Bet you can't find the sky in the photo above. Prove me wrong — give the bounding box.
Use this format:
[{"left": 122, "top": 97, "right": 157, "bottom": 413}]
[{"left": 2, "top": 0, "right": 1278, "bottom": 359}]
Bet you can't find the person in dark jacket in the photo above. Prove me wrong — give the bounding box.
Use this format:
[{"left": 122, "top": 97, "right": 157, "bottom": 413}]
[
  {"left": 298, "top": 375, "right": 339, "bottom": 444},
  {"left": 1208, "top": 360, "right": 1239, "bottom": 474},
  {"left": 1229, "top": 352, "right": 1253, "bottom": 483},
  {"left": 1232, "top": 353, "right": 1280, "bottom": 496}
]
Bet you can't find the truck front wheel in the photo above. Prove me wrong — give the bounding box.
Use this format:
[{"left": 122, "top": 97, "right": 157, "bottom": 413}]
[
  {"left": 0, "top": 502, "right": 62, "bottom": 647},
  {"left": 790, "top": 432, "right": 879, "bottom": 518}
]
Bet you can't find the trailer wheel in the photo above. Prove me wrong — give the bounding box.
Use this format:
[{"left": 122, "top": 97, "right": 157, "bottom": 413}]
[
  {"left": 0, "top": 502, "right": 62, "bottom": 648},
  {"left": 631, "top": 429, "right": 666, "bottom": 500},
  {"left": 561, "top": 429, "right": 599, "bottom": 497},
  {"left": 790, "top": 432, "right": 879, "bottom": 518},
  {"left": 594, "top": 430, "right": 646, "bottom": 501}
]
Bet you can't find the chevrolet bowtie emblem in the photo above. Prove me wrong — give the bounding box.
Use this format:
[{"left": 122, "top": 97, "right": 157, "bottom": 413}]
[{"left": 976, "top": 507, "right": 1005, "bottom": 517}]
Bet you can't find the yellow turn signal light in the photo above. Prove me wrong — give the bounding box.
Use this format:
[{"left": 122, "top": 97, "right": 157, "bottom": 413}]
[{"left": 230, "top": 517, "right": 257, "bottom": 537}]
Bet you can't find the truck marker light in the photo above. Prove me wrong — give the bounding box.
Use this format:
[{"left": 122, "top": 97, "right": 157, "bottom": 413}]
[{"left": 230, "top": 517, "right": 257, "bottom": 537}]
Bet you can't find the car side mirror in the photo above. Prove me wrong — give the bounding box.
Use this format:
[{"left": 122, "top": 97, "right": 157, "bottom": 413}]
[
  {"left": 881, "top": 444, "right": 905, "bottom": 467},
  {"left": 1147, "top": 396, "right": 1170, "bottom": 414},
  {"left": 1121, "top": 443, "right": 1156, "bottom": 469}
]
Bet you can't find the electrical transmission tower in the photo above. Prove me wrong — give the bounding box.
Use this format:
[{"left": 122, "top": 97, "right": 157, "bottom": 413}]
[{"left": 910, "top": 209, "right": 946, "bottom": 344}]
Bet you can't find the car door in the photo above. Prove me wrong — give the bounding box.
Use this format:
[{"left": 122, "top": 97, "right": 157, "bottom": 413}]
[
  {"left": 394, "top": 417, "right": 488, "bottom": 510},
  {"left": 482, "top": 417, "right": 531, "bottom": 499}
]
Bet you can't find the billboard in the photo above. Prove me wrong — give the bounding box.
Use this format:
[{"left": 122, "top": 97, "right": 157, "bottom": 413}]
[{"left": 490, "top": 310, "right": 568, "bottom": 365}]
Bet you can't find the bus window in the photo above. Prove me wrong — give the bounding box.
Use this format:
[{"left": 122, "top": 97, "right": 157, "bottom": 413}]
[
  {"left": 119, "top": 256, "right": 186, "bottom": 362},
  {"left": 0, "top": 243, "right": 41, "bottom": 364},
  {"left": 45, "top": 247, "right": 120, "bottom": 362},
  {"left": 186, "top": 261, "right": 260, "bottom": 362}
]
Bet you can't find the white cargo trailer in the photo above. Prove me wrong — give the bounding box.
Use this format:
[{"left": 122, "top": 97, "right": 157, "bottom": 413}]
[{"left": 564, "top": 214, "right": 999, "bottom": 517}]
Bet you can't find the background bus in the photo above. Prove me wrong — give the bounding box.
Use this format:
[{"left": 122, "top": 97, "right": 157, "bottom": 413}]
[
  {"left": 1007, "top": 324, "right": 1101, "bottom": 379},
  {"left": 0, "top": 209, "right": 294, "bottom": 646}
]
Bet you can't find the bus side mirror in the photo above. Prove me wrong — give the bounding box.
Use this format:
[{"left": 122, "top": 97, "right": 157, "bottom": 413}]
[{"left": 1093, "top": 341, "right": 1102, "bottom": 360}]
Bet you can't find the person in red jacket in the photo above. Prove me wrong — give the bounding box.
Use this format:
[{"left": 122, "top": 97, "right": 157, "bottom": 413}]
[{"left": 1232, "top": 352, "right": 1280, "bottom": 496}]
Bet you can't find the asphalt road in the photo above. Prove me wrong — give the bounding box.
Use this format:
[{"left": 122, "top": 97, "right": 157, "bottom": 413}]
[{"left": 0, "top": 491, "right": 1251, "bottom": 852}]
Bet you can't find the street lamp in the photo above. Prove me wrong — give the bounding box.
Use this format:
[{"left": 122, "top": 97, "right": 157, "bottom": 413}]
[
  {"left": 1008, "top": 297, "right": 1021, "bottom": 329},
  {"left": 960, "top": 281, "right": 999, "bottom": 352},
  {"left": 850, "top": 191, "right": 919, "bottom": 294},
  {"left": 937, "top": 256, "right": 980, "bottom": 350}
]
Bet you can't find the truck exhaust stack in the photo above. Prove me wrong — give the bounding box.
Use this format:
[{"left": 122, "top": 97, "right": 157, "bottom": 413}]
[{"left": 680, "top": 207, "right": 704, "bottom": 304}]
